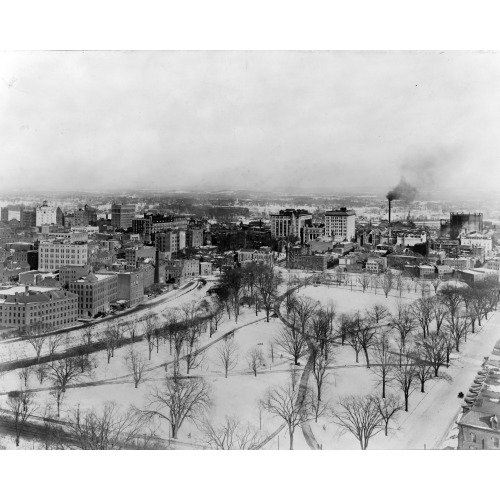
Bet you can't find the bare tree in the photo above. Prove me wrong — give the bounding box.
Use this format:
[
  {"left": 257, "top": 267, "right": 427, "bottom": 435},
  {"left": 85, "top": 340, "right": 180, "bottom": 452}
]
[
  {"left": 393, "top": 354, "right": 417, "bottom": 411},
  {"left": 367, "top": 304, "right": 389, "bottom": 325},
  {"left": 381, "top": 271, "right": 394, "bottom": 298},
  {"left": 101, "top": 325, "right": 121, "bottom": 364},
  {"left": 411, "top": 297, "right": 433, "bottom": 339},
  {"left": 348, "top": 313, "right": 378, "bottom": 367},
  {"left": 6, "top": 388, "right": 38, "bottom": 446},
  {"left": 431, "top": 296, "right": 448, "bottom": 335},
  {"left": 50, "top": 385, "right": 65, "bottom": 417},
  {"left": 216, "top": 337, "right": 238, "bottom": 378},
  {"left": 81, "top": 323, "right": 95, "bottom": 347},
  {"left": 357, "top": 272, "right": 371, "bottom": 293},
  {"left": 125, "top": 346, "right": 148, "bottom": 388},
  {"left": 143, "top": 376, "right": 211, "bottom": 439},
  {"left": 415, "top": 331, "right": 447, "bottom": 377},
  {"left": 256, "top": 265, "right": 282, "bottom": 322},
  {"left": 247, "top": 346, "right": 265, "bottom": 376},
  {"left": 276, "top": 323, "right": 307, "bottom": 365},
  {"left": 261, "top": 382, "right": 314, "bottom": 450},
  {"left": 27, "top": 335, "right": 46, "bottom": 364},
  {"left": 34, "top": 363, "right": 48, "bottom": 384},
  {"left": 123, "top": 317, "right": 138, "bottom": 343},
  {"left": 65, "top": 402, "right": 152, "bottom": 449},
  {"left": 210, "top": 298, "right": 225, "bottom": 333},
  {"left": 414, "top": 351, "right": 434, "bottom": 393},
  {"left": 184, "top": 340, "right": 205, "bottom": 375},
  {"left": 143, "top": 314, "right": 158, "bottom": 361},
  {"left": 47, "top": 334, "right": 64, "bottom": 360},
  {"left": 331, "top": 395, "right": 383, "bottom": 450},
  {"left": 374, "top": 393, "right": 403, "bottom": 436},
  {"left": 268, "top": 341, "right": 276, "bottom": 363},
  {"left": 391, "top": 302, "right": 417, "bottom": 365},
  {"left": 312, "top": 348, "right": 332, "bottom": 404},
  {"left": 201, "top": 415, "right": 261, "bottom": 450},
  {"left": 18, "top": 365, "right": 33, "bottom": 389},
  {"left": 47, "top": 356, "right": 89, "bottom": 393},
  {"left": 430, "top": 277, "right": 441, "bottom": 294},
  {"left": 371, "top": 332, "right": 395, "bottom": 399}
]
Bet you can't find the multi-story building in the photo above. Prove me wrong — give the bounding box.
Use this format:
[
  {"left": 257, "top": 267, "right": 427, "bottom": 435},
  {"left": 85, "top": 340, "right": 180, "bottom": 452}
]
[
  {"left": 111, "top": 204, "right": 135, "bottom": 230},
  {"left": 73, "top": 204, "right": 98, "bottom": 226},
  {"left": 186, "top": 228, "right": 204, "bottom": 248},
  {"left": 59, "top": 265, "right": 91, "bottom": 286},
  {"left": 303, "top": 224, "right": 325, "bottom": 242},
  {"left": 36, "top": 201, "right": 64, "bottom": 227},
  {"left": 396, "top": 232, "right": 427, "bottom": 247},
  {"left": 288, "top": 252, "right": 327, "bottom": 272},
  {"left": 20, "top": 209, "right": 36, "bottom": 228},
  {"left": 485, "top": 258, "right": 500, "bottom": 273},
  {"left": 324, "top": 207, "right": 356, "bottom": 242},
  {"left": 0, "top": 286, "right": 78, "bottom": 329},
  {"left": 450, "top": 212, "right": 483, "bottom": 239},
  {"left": 457, "top": 342, "right": 500, "bottom": 450},
  {"left": 270, "top": 209, "right": 312, "bottom": 243},
  {"left": 200, "top": 262, "right": 213, "bottom": 276},
  {"left": 165, "top": 259, "right": 199, "bottom": 283},
  {"left": 237, "top": 247, "right": 274, "bottom": 266},
  {"left": 155, "top": 230, "right": 186, "bottom": 255},
  {"left": 125, "top": 245, "right": 156, "bottom": 268},
  {"left": 117, "top": 270, "right": 144, "bottom": 308},
  {"left": 442, "top": 257, "right": 472, "bottom": 270},
  {"left": 460, "top": 233, "right": 493, "bottom": 259},
  {"left": 38, "top": 241, "right": 89, "bottom": 272},
  {"left": 68, "top": 272, "right": 118, "bottom": 318}
]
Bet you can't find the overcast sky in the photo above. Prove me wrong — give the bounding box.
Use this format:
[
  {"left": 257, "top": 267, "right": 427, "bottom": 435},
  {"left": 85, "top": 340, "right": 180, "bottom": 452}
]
[{"left": 1, "top": 51, "right": 499, "bottom": 196}]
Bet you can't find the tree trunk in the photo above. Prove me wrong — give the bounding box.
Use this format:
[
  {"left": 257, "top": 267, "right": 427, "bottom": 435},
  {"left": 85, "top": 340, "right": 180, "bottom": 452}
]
[
  {"left": 355, "top": 350, "right": 359, "bottom": 363},
  {"left": 382, "top": 378, "right": 386, "bottom": 399},
  {"left": 421, "top": 379, "right": 425, "bottom": 393},
  {"left": 363, "top": 347, "right": 370, "bottom": 368},
  {"left": 404, "top": 394, "right": 409, "bottom": 412},
  {"left": 385, "top": 422, "right": 389, "bottom": 436},
  {"left": 289, "top": 428, "right": 294, "bottom": 450}
]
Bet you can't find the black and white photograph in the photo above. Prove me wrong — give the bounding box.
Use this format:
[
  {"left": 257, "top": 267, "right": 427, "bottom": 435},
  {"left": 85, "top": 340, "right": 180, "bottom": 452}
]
[{"left": 0, "top": 2, "right": 499, "bottom": 498}]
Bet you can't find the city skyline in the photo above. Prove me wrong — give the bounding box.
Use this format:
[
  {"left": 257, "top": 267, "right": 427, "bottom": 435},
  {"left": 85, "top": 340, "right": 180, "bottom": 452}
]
[{"left": 2, "top": 51, "right": 500, "bottom": 196}]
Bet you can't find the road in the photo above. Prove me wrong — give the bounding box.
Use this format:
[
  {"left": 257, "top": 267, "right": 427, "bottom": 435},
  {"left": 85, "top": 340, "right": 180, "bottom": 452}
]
[{"left": 379, "top": 308, "right": 500, "bottom": 450}]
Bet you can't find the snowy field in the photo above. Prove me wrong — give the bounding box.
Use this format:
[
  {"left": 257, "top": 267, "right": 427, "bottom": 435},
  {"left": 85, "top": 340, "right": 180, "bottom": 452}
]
[{"left": 0, "top": 272, "right": 498, "bottom": 451}]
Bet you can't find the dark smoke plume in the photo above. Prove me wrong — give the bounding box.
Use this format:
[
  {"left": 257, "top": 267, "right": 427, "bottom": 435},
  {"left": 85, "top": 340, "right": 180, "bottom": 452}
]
[{"left": 386, "top": 177, "right": 418, "bottom": 202}]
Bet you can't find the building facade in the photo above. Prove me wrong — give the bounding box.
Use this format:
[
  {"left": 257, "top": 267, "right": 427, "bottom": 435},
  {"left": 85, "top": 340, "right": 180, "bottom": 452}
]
[
  {"left": 270, "top": 209, "right": 312, "bottom": 243},
  {"left": 68, "top": 272, "right": 118, "bottom": 318},
  {"left": 324, "top": 207, "right": 356, "bottom": 242},
  {"left": 36, "top": 201, "right": 64, "bottom": 226},
  {"left": 0, "top": 286, "right": 78, "bottom": 329},
  {"left": 117, "top": 270, "right": 144, "bottom": 308},
  {"left": 111, "top": 204, "right": 136, "bottom": 230},
  {"left": 38, "top": 241, "right": 89, "bottom": 272}
]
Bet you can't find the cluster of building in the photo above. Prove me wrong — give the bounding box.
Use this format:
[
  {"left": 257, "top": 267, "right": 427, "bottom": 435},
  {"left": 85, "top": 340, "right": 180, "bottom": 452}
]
[{"left": 457, "top": 339, "right": 500, "bottom": 450}]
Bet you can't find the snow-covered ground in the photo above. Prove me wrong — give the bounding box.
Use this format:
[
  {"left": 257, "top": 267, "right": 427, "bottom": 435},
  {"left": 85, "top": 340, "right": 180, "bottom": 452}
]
[{"left": 1, "top": 273, "right": 498, "bottom": 451}]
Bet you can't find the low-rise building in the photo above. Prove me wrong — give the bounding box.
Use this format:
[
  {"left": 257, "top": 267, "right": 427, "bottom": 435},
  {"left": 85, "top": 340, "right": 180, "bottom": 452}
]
[
  {"left": 288, "top": 253, "right": 327, "bottom": 272},
  {"left": 117, "top": 270, "right": 144, "bottom": 308},
  {"left": 59, "top": 265, "right": 91, "bottom": 286},
  {"left": 68, "top": 272, "right": 118, "bottom": 318},
  {"left": 0, "top": 286, "right": 78, "bottom": 329}
]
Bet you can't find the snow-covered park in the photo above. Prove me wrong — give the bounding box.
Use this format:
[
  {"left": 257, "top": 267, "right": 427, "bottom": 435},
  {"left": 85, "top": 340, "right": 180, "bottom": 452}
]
[{"left": 0, "top": 270, "right": 498, "bottom": 451}]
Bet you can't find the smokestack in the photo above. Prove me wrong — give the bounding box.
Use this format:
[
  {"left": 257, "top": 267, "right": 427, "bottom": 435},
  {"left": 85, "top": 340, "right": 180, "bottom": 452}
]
[
  {"left": 388, "top": 199, "right": 392, "bottom": 239},
  {"left": 154, "top": 248, "right": 160, "bottom": 284}
]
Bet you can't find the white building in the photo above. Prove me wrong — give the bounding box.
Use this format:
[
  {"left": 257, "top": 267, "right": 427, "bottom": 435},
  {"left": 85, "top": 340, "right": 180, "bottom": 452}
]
[
  {"left": 396, "top": 232, "right": 427, "bottom": 247},
  {"left": 485, "top": 258, "right": 500, "bottom": 273},
  {"left": 460, "top": 233, "right": 493, "bottom": 258},
  {"left": 38, "top": 241, "right": 89, "bottom": 271},
  {"left": 324, "top": 207, "right": 356, "bottom": 242},
  {"left": 36, "top": 201, "right": 63, "bottom": 226},
  {"left": 270, "top": 210, "right": 312, "bottom": 242}
]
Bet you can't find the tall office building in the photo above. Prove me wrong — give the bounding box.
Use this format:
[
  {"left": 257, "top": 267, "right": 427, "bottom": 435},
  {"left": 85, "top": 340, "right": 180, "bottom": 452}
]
[
  {"left": 111, "top": 204, "right": 136, "bottom": 230},
  {"left": 36, "top": 201, "right": 64, "bottom": 226},
  {"left": 324, "top": 207, "right": 356, "bottom": 242}
]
